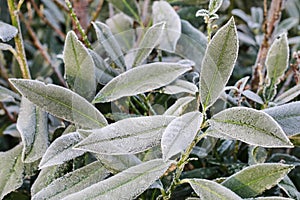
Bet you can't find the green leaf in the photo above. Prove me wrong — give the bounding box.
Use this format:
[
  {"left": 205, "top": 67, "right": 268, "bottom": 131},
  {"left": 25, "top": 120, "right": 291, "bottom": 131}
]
[
  {"left": 133, "top": 22, "right": 165, "bottom": 67},
  {"left": 274, "top": 84, "right": 300, "bottom": 105},
  {"left": 9, "top": 79, "right": 107, "bottom": 129},
  {"left": 162, "top": 111, "right": 202, "bottom": 161},
  {"left": 209, "top": 107, "right": 293, "bottom": 148},
  {"left": 107, "top": 0, "right": 140, "bottom": 21},
  {"left": 245, "top": 197, "right": 294, "bottom": 200},
  {"left": 75, "top": 115, "right": 175, "bottom": 155},
  {"left": 152, "top": 1, "right": 181, "bottom": 52},
  {"left": 63, "top": 31, "right": 96, "bottom": 102},
  {"left": 93, "top": 62, "right": 191, "bottom": 103},
  {"left": 0, "top": 21, "right": 18, "bottom": 42},
  {"left": 266, "top": 33, "right": 289, "bottom": 85},
  {"left": 185, "top": 178, "right": 242, "bottom": 200},
  {"left": 163, "top": 79, "right": 198, "bottom": 95},
  {"left": 17, "top": 97, "right": 49, "bottom": 163},
  {"left": 93, "top": 21, "right": 127, "bottom": 71},
  {"left": 200, "top": 17, "right": 238, "bottom": 110},
  {"left": 222, "top": 163, "right": 294, "bottom": 198},
  {"left": 39, "top": 132, "right": 85, "bottom": 168},
  {"left": 0, "top": 144, "right": 24, "bottom": 199},
  {"left": 208, "top": 0, "right": 223, "bottom": 14},
  {"left": 176, "top": 20, "right": 207, "bottom": 72},
  {"left": 32, "top": 161, "right": 109, "bottom": 200},
  {"left": 62, "top": 159, "right": 173, "bottom": 200},
  {"left": 164, "top": 96, "right": 197, "bottom": 116},
  {"left": 264, "top": 102, "right": 300, "bottom": 136}
]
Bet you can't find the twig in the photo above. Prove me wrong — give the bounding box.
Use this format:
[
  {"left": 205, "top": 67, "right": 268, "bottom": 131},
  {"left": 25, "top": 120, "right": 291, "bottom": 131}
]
[
  {"left": 86, "top": 0, "right": 104, "bottom": 34},
  {"left": 29, "top": 0, "right": 66, "bottom": 40},
  {"left": 53, "top": 0, "right": 69, "bottom": 12},
  {"left": 7, "top": 0, "right": 31, "bottom": 79},
  {"left": 19, "top": 13, "right": 67, "bottom": 87},
  {"left": 65, "top": 0, "right": 92, "bottom": 49},
  {"left": 250, "top": 0, "right": 283, "bottom": 92}
]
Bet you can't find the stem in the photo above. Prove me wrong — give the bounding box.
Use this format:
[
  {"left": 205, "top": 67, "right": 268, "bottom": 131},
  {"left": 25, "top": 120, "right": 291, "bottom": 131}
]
[
  {"left": 7, "top": 0, "right": 31, "bottom": 79},
  {"left": 65, "top": 0, "right": 92, "bottom": 49}
]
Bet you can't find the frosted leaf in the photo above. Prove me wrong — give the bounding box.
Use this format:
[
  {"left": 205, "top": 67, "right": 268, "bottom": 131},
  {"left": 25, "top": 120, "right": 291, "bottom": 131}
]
[
  {"left": 62, "top": 159, "right": 173, "bottom": 200},
  {"left": 200, "top": 17, "right": 238, "bottom": 110},
  {"left": 0, "top": 21, "right": 18, "bottom": 42},
  {"left": 9, "top": 79, "right": 107, "bottom": 129},
  {"left": 63, "top": 31, "right": 96, "bottom": 102},
  {"left": 208, "top": 0, "right": 223, "bottom": 14},
  {"left": 0, "top": 85, "right": 20, "bottom": 101},
  {"left": 264, "top": 101, "right": 300, "bottom": 136},
  {"left": 242, "top": 90, "right": 264, "bottom": 104},
  {"left": 245, "top": 197, "right": 294, "bottom": 200},
  {"left": 93, "top": 21, "right": 126, "bottom": 71},
  {"left": 106, "top": 0, "right": 139, "bottom": 21},
  {"left": 39, "top": 132, "right": 85, "bottom": 168},
  {"left": 17, "top": 97, "right": 49, "bottom": 163},
  {"left": 32, "top": 161, "right": 109, "bottom": 200},
  {"left": 93, "top": 62, "right": 191, "bottom": 103},
  {"left": 164, "top": 96, "right": 196, "bottom": 116},
  {"left": 75, "top": 115, "right": 175, "bottom": 155},
  {"left": 209, "top": 107, "right": 293, "bottom": 148},
  {"left": 133, "top": 22, "right": 165, "bottom": 67},
  {"left": 0, "top": 144, "right": 24, "bottom": 199},
  {"left": 278, "top": 176, "right": 300, "bottom": 200},
  {"left": 274, "top": 84, "right": 300, "bottom": 105},
  {"left": 162, "top": 111, "right": 203, "bottom": 161},
  {"left": 152, "top": 1, "right": 181, "bottom": 52},
  {"left": 222, "top": 163, "right": 294, "bottom": 198},
  {"left": 185, "top": 178, "right": 242, "bottom": 200},
  {"left": 163, "top": 79, "right": 198, "bottom": 95}
]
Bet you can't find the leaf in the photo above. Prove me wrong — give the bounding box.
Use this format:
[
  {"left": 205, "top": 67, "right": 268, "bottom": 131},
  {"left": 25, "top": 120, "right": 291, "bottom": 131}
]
[
  {"left": 32, "top": 161, "right": 110, "bottom": 200},
  {"left": 200, "top": 17, "right": 238, "bottom": 110},
  {"left": 93, "top": 21, "right": 127, "bottom": 71},
  {"left": 9, "top": 79, "right": 107, "bottom": 129},
  {"left": 264, "top": 102, "right": 300, "bottom": 136},
  {"left": 0, "top": 85, "right": 20, "bottom": 101},
  {"left": 245, "top": 197, "right": 294, "bottom": 200},
  {"left": 274, "top": 84, "right": 300, "bottom": 105},
  {"left": 163, "top": 79, "right": 198, "bottom": 95},
  {"left": 164, "top": 96, "right": 196, "bottom": 116},
  {"left": 75, "top": 115, "right": 175, "bottom": 155},
  {"left": 107, "top": 0, "right": 140, "bottom": 21},
  {"left": 93, "top": 62, "right": 191, "bottom": 103},
  {"left": 222, "top": 163, "right": 294, "bottom": 198},
  {"left": 133, "top": 22, "right": 165, "bottom": 67},
  {"left": 176, "top": 20, "right": 207, "bottom": 72},
  {"left": 242, "top": 90, "right": 264, "bottom": 104},
  {"left": 185, "top": 178, "right": 242, "bottom": 200},
  {"left": 62, "top": 159, "right": 173, "bottom": 200},
  {"left": 63, "top": 31, "right": 96, "bottom": 102},
  {"left": 0, "top": 21, "right": 18, "bottom": 42},
  {"left": 162, "top": 111, "right": 202, "bottom": 161},
  {"left": 209, "top": 0, "right": 223, "bottom": 14},
  {"left": 278, "top": 176, "right": 300, "bottom": 200},
  {"left": 0, "top": 144, "right": 24, "bottom": 199},
  {"left": 152, "top": 1, "right": 181, "bottom": 52},
  {"left": 39, "top": 132, "right": 85, "bottom": 168},
  {"left": 88, "top": 49, "right": 119, "bottom": 85},
  {"left": 209, "top": 107, "right": 293, "bottom": 148},
  {"left": 266, "top": 33, "right": 289, "bottom": 85},
  {"left": 17, "top": 97, "right": 49, "bottom": 163}
]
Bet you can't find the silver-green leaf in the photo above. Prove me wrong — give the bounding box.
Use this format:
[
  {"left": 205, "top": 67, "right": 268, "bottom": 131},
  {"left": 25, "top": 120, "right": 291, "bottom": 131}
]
[
  {"left": 62, "top": 159, "right": 173, "bottom": 200},
  {"left": 39, "top": 132, "right": 85, "bottom": 168},
  {"left": 75, "top": 115, "right": 175, "bottom": 155},
  {"left": 264, "top": 101, "right": 300, "bottom": 136},
  {"left": 266, "top": 33, "right": 289, "bottom": 85},
  {"left": 185, "top": 178, "right": 242, "bottom": 200},
  {"left": 222, "top": 163, "right": 294, "bottom": 198},
  {"left": 63, "top": 31, "right": 96, "bottom": 101},
  {"left": 209, "top": 107, "right": 293, "bottom": 148},
  {"left": 162, "top": 111, "right": 202, "bottom": 161},
  {"left": 9, "top": 79, "right": 107, "bottom": 129},
  {"left": 17, "top": 97, "right": 49, "bottom": 163},
  {"left": 208, "top": 0, "right": 223, "bottom": 14},
  {"left": 32, "top": 161, "right": 109, "bottom": 200},
  {"left": 106, "top": 0, "right": 140, "bottom": 21},
  {"left": 0, "top": 144, "right": 24, "bottom": 199},
  {"left": 93, "top": 21, "right": 127, "bottom": 71},
  {"left": 152, "top": 1, "right": 181, "bottom": 52},
  {"left": 163, "top": 79, "right": 198, "bottom": 95},
  {"left": 200, "top": 17, "right": 238, "bottom": 110},
  {"left": 133, "top": 22, "right": 165, "bottom": 67},
  {"left": 0, "top": 21, "right": 18, "bottom": 42},
  {"left": 164, "top": 96, "right": 196, "bottom": 116},
  {"left": 93, "top": 62, "right": 191, "bottom": 103},
  {"left": 274, "top": 84, "right": 300, "bottom": 105}
]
